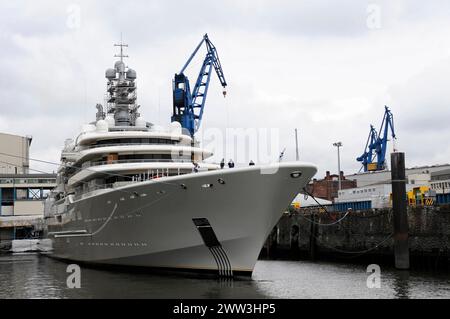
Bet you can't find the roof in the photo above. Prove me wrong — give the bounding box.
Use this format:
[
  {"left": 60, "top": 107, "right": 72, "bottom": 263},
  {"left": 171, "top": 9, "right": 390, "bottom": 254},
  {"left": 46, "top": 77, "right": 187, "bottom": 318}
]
[
  {"left": 431, "top": 168, "right": 450, "bottom": 177},
  {"left": 0, "top": 173, "right": 56, "bottom": 179},
  {"left": 346, "top": 163, "right": 450, "bottom": 178}
]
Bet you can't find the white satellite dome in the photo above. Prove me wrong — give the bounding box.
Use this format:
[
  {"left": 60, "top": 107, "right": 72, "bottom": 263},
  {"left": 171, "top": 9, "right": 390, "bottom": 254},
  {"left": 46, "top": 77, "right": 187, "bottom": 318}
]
[
  {"left": 105, "top": 68, "right": 116, "bottom": 79},
  {"left": 170, "top": 121, "right": 182, "bottom": 135},
  {"left": 127, "top": 68, "right": 137, "bottom": 80},
  {"left": 114, "top": 61, "right": 125, "bottom": 72},
  {"left": 105, "top": 115, "right": 115, "bottom": 127},
  {"left": 96, "top": 120, "right": 108, "bottom": 133}
]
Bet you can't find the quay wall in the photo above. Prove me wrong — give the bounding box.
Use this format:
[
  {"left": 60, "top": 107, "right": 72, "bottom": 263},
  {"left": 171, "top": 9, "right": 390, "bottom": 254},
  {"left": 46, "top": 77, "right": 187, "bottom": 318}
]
[{"left": 262, "top": 205, "right": 450, "bottom": 269}]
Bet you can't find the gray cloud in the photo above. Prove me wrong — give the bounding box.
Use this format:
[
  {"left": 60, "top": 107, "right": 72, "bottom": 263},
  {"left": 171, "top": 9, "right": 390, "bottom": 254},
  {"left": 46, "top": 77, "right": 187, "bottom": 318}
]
[{"left": 1, "top": 1, "right": 450, "bottom": 177}]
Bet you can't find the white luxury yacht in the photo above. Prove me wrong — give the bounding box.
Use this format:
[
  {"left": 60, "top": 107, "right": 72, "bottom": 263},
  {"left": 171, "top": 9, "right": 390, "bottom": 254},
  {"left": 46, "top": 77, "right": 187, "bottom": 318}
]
[{"left": 43, "top": 45, "right": 317, "bottom": 277}]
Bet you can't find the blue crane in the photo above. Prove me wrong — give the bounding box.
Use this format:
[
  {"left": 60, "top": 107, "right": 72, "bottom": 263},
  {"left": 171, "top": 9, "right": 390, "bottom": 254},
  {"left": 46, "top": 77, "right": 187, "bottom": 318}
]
[
  {"left": 357, "top": 106, "right": 397, "bottom": 172},
  {"left": 172, "top": 34, "right": 227, "bottom": 137}
]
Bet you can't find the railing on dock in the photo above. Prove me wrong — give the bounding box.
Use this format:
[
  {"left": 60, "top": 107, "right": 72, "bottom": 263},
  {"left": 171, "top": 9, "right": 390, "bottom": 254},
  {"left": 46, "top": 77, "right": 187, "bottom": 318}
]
[{"left": 436, "top": 193, "right": 450, "bottom": 205}]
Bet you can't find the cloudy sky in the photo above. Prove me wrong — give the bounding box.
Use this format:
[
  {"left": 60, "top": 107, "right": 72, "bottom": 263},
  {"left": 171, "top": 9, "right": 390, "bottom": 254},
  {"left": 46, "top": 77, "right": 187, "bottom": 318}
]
[{"left": 1, "top": 0, "right": 450, "bottom": 177}]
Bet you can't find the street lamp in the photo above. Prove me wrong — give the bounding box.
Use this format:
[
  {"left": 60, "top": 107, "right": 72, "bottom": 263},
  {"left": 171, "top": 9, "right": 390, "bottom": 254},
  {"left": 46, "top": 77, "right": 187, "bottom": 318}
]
[{"left": 333, "top": 142, "right": 343, "bottom": 191}]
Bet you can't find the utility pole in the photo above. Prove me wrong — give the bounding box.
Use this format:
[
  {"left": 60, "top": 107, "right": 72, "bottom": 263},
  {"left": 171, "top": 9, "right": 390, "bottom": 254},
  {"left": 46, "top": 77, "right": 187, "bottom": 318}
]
[
  {"left": 295, "top": 129, "right": 299, "bottom": 161},
  {"left": 333, "top": 142, "right": 343, "bottom": 191}
]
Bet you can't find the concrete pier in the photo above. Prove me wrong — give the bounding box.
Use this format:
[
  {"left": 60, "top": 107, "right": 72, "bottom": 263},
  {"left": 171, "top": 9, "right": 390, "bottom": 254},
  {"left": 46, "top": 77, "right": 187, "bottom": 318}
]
[{"left": 262, "top": 205, "right": 450, "bottom": 270}]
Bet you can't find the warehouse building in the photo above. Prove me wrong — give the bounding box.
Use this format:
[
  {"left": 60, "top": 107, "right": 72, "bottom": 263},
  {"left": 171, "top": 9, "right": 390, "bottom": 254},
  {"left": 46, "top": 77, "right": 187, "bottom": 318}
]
[
  {"left": 306, "top": 171, "right": 357, "bottom": 202},
  {"left": 0, "top": 132, "right": 56, "bottom": 242},
  {"left": 430, "top": 168, "right": 450, "bottom": 195},
  {"left": 0, "top": 132, "right": 32, "bottom": 174},
  {"left": 346, "top": 164, "right": 450, "bottom": 187}
]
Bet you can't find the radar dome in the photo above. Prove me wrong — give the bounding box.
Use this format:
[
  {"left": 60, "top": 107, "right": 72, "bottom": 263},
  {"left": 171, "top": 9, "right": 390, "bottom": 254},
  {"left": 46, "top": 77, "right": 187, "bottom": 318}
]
[
  {"left": 105, "top": 115, "right": 115, "bottom": 127},
  {"left": 96, "top": 120, "right": 108, "bottom": 133},
  {"left": 114, "top": 61, "right": 125, "bottom": 72},
  {"left": 105, "top": 68, "right": 116, "bottom": 79},
  {"left": 127, "top": 69, "right": 137, "bottom": 79},
  {"left": 170, "top": 121, "right": 182, "bottom": 135}
]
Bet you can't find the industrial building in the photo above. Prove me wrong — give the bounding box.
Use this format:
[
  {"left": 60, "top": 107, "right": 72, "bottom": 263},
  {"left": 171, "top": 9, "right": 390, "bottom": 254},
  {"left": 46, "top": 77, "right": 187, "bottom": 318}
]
[
  {"left": 430, "top": 168, "right": 450, "bottom": 194},
  {"left": 0, "top": 132, "right": 56, "bottom": 242},
  {"left": 335, "top": 169, "right": 450, "bottom": 210},
  {"left": 0, "top": 133, "right": 32, "bottom": 174},
  {"left": 306, "top": 171, "right": 357, "bottom": 202},
  {"left": 335, "top": 182, "right": 427, "bottom": 209},
  {"left": 346, "top": 164, "right": 450, "bottom": 187}
]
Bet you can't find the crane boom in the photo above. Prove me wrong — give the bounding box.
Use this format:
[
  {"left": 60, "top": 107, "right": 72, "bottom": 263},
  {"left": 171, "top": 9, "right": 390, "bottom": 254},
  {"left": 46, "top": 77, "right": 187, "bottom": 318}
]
[
  {"left": 357, "top": 106, "right": 397, "bottom": 172},
  {"left": 172, "top": 34, "right": 227, "bottom": 137}
]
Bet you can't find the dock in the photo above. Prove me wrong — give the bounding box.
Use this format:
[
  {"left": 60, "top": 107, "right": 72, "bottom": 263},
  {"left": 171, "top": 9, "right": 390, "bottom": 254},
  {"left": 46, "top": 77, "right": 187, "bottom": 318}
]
[{"left": 263, "top": 204, "right": 450, "bottom": 270}]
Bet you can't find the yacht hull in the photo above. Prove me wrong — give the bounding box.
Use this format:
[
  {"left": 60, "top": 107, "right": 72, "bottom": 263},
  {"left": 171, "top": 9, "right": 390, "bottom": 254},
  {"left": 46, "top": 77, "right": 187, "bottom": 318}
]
[{"left": 45, "top": 162, "right": 316, "bottom": 276}]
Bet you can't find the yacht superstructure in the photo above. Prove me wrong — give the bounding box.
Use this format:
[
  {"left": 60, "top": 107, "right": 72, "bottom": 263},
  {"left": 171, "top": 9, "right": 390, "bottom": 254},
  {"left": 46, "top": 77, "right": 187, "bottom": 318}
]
[{"left": 44, "top": 44, "right": 317, "bottom": 276}]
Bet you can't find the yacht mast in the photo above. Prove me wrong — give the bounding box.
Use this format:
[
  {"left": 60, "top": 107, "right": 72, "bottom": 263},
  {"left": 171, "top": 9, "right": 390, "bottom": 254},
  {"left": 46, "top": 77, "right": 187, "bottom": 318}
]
[{"left": 105, "top": 38, "right": 139, "bottom": 126}]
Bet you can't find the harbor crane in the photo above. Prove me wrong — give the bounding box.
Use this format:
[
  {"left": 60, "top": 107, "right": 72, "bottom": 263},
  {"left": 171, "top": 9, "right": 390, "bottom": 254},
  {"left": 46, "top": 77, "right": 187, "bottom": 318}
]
[
  {"left": 357, "top": 106, "right": 397, "bottom": 172},
  {"left": 172, "top": 34, "right": 227, "bottom": 137}
]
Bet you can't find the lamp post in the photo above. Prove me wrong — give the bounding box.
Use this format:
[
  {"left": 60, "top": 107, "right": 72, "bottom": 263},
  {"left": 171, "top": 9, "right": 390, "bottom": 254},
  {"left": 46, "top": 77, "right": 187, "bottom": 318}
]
[{"left": 333, "top": 142, "right": 343, "bottom": 191}]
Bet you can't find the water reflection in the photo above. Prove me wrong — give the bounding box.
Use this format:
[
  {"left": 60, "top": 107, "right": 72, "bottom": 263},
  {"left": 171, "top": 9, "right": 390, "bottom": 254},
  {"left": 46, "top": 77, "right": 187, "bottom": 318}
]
[
  {"left": 0, "top": 254, "right": 449, "bottom": 299},
  {"left": 393, "top": 270, "right": 411, "bottom": 299}
]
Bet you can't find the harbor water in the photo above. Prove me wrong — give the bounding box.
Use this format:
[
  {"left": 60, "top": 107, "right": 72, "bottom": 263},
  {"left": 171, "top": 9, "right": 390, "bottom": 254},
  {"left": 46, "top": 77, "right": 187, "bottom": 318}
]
[{"left": 0, "top": 253, "right": 449, "bottom": 299}]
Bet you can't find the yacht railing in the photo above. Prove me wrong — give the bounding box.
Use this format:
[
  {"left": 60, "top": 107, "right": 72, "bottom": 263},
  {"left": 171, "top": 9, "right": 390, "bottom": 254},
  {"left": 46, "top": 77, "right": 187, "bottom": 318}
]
[
  {"left": 81, "top": 141, "right": 180, "bottom": 150},
  {"left": 73, "top": 167, "right": 188, "bottom": 201},
  {"left": 81, "top": 158, "right": 194, "bottom": 169}
]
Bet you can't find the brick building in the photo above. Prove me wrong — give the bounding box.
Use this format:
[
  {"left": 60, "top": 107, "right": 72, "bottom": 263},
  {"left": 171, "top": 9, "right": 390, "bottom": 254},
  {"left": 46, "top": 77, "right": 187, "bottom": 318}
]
[{"left": 306, "top": 171, "right": 357, "bottom": 202}]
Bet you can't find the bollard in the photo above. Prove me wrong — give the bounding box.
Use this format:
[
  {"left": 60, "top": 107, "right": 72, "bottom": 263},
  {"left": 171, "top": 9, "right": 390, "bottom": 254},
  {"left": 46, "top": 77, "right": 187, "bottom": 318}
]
[{"left": 391, "top": 152, "right": 410, "bottom": 269}]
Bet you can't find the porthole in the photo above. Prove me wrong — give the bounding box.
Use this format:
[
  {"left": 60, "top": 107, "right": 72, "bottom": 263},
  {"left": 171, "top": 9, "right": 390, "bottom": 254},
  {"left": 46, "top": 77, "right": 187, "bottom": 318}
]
[{"left": 290, "top": 171, "right": 302, "bottom": 178}]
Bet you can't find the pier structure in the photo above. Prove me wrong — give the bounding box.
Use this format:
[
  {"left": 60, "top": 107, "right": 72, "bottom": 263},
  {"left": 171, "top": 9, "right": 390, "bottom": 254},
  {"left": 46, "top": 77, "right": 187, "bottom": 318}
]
[
  {"left": 0, "top": 132, "right": 56, "bottom": 243},
  {"left": 263, "top": 204, "right": 450, "bottom": 269}
]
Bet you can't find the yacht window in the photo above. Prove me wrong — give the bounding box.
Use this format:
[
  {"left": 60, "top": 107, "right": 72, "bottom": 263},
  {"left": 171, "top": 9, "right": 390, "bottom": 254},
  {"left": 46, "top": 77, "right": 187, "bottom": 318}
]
[{"left": 92, "top": 138, "right": 177, "bottom": 147}]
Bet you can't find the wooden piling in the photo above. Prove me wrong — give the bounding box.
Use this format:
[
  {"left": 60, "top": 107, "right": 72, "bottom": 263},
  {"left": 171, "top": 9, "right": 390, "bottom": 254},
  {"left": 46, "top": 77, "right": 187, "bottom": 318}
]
[
  {"left": 391, "top": 152, "right": 410, "bottom": 269},
  {"left": 309, "top": 213, "right": 317, "bottom": 261}
]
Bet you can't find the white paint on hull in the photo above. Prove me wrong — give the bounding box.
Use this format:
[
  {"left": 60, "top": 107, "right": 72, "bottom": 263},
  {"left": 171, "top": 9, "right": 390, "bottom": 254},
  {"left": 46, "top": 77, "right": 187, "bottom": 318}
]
[{"left": 45, "top": 162, "right": 317, "bottom": 275}]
